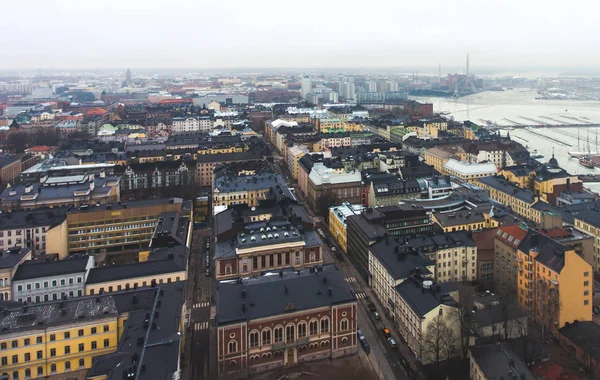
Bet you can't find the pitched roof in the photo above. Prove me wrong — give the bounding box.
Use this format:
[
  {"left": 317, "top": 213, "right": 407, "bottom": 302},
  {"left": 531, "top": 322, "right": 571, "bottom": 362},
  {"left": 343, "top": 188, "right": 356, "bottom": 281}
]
[{"left": 12, "top": 256, "right": 92, "bottom": 281}]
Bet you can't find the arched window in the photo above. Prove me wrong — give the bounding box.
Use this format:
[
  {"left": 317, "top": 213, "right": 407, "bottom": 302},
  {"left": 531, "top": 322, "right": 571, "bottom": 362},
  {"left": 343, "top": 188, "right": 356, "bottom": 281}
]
[
  {"left": 341, "top": 337, "right": 348, "bottom": 344},
  {"left": 297, "top": 322, "right": 307, "bottom": 338},
  {"left": 249, "top": 330, "right": 259, "bottom": 348},
  {"left": 0, "top": 374, "right": 7, "bottom": 380},
  {"left": 228, "top": 340, "right": 238, "bottom": 354},
  {"left": 261, "top": 329, "right": 271, "bottom": 345},
  {"left": 320, "top": 318, "right": 329, "bottom": 334},
  {"left": 229, "top": 360, "right": 237, "bottom": 368},
  {"left": 340, "top": 318, "right": 349, "bottom": 331},
  {"left": 286, "top": 324, "right": 295, "bottom": 343},
  {"left": 273, "top": 326, "right": 283, "bottom": 343},
  {"left": 36, "top": 367, "right": 43, "bottom": 376},
  {"left": 309, "top": 320, "right": 318, "bottom": 335},
  {"left": 12, "top": 371, "right": 18, "bottom": 380},
  {"left": 24, "top": 369, "right": 30, "bottom": 378}
]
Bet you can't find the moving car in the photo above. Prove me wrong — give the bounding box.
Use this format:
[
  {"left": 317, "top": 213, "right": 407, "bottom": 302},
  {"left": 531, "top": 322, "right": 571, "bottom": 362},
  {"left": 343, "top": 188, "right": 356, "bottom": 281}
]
[
  {"left": 205, "top": 268, "right": 211, "bottom": 277},
  {"left": 382, "top": 328, "right": 391, "bottom": 337},
  {"left": 387, "top": 337, "right": 397, "bottom": 348},
  {"left": 360, "top": 338, "right": 371, "bottom": 353},
  {"left": 372, "top": 311, "right": 380, "bottom": 320}
]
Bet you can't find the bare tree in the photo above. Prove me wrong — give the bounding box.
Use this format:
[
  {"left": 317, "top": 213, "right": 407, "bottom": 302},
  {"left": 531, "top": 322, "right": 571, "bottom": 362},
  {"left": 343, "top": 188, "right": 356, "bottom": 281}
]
[
  {"left": 450, "top": 283, "right": 475, "bottom": 359},
  {"left": 535, "top": 278, "right": 560, "bottom": 339},
  {"left": 422, "top": 314, "right": 456, "bottom": 365}
]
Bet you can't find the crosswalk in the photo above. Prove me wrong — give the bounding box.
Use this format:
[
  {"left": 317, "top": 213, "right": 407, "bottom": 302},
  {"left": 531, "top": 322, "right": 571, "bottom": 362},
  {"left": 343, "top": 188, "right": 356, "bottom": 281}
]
[
  {"left": 355, "top": 292, "right": 366, "bottom": 299},
  {"left": 192, "top": 301, "right": 210, "bottom": 308},
  {"left": 345, "top": 277, "right": 357, "bottom": 283},
  {"left": 194, "top": 322, "right": 209, "bottom": 331}
]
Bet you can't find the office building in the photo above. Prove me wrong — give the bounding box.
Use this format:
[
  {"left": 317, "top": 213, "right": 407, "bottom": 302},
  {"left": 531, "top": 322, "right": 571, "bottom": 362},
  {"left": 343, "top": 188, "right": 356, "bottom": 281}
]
[
  {"left": 301, "top": 76, "right": 312, "bottom": 100},
  {"left": 216, "top": 264, "right": 357, "bottom": 377},
  {"left": 45, "top": 198, "right": 190, "bottom": 260}
]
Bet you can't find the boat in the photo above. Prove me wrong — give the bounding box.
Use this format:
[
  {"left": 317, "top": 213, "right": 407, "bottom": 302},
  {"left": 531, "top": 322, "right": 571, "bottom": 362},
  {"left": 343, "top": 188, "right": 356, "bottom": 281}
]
[
  {"left": 569, "top": 151, "right": 600, "bottom": 158},
  {"left": 531, "top": 154, "right": 544, "bottom": 159},
  {"left": 579, "top": 156, "right": 595, "bottom": 168}
]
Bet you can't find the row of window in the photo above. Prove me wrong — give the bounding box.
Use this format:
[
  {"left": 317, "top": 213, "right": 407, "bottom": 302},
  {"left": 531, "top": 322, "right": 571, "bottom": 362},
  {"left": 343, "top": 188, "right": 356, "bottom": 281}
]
[
  {"left": 89, "top": 276, "right": 181, "bottom": 295},
  {"left": 16, "top": 277, "right": 83, "bottom": 293},
  {"left": 0, "top": 358, "right": 87, "bottom": 379},
  {"left": 234, "top": 318, "right": 333, "bottom": 353},
  {"left": 0, "top": 228, "right": 45, "bottom": 238},
  {"left": 17, "top": 289, "right": 83, "bottom": 303},
  {"left": 0, "top": 326, "right": 109, "bottom": 350}
]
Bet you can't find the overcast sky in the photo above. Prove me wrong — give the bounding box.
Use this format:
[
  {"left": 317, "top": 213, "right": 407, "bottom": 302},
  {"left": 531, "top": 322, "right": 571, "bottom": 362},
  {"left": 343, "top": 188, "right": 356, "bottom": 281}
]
[{"left": 2, "top": 0, "right": 599, "bottom": 72}]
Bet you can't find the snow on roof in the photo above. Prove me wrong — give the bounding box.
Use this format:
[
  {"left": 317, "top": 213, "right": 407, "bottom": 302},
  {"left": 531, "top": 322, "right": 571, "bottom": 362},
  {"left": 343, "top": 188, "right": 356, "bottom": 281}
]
[{"left": 444, "top": 158, "right": 497, "bottom": 175}]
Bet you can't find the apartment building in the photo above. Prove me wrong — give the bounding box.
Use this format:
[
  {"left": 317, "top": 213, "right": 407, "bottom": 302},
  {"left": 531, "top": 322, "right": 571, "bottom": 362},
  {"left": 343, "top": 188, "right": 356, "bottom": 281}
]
[
  {"left": 0, "top": 248, "right": 31, "bottom": 301},
  {"left": 407, "top": 232, "right": 478, "bottom": 283},
  {"left": 305, "top": 163, "right": 362, "bottom": 213},
  {"left": 0, "top": 172, "right": 121, "bottom": 211},
  {"left": 368, "top": 238, "right": 435, "bottom": 318},
  {"left": 11, "top": 255, "right": 94, "bottom": 303},
  {"left": 515, "top": 230, "right": 592, "bottom": 334},
  {"left": 469, "top": 343, "right": 533, "bottom": 380},
  {"left": 212, "top": 162, "right": 292, "bottom": 214},
  {"left": 432, "top": 208, "right": 486, "bottom": 233},
  {"left": 216, "top": 265, "right": 357, "bottom": 377},
  {"left": 494, "top": 224, "right": 529, "bottom": 298},
  {"left": 423, "top": 147, "right": 456, "bottom": 173},
  {"left": 394, "top": 278, "right": 459, "bottom": 364},
  {"left": 0, "top": 283, "right": 186, "bottom": 380},
  {"left": 328, "top": 203, "right": 365, "bottom": 253},
  {"left": 45, "top": 198, "right": 189, "bottom": 260},
  {"left": 476, "top": 176, "right": 537, "bottom": 220},
  {"left": 86, "top": 246, "right": 188, "bottom": 295},
  {"left": 0, "top": 208, "right": 68, "bottom": 256},
  {"left": 171, "top": 116, "right": 213, "bottom": 133}
]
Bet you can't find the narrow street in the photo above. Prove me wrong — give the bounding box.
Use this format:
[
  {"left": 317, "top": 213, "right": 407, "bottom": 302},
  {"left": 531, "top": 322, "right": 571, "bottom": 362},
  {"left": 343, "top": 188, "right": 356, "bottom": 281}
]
[{"left": 183, "top": 227, "right": 216, "bottom": 380}]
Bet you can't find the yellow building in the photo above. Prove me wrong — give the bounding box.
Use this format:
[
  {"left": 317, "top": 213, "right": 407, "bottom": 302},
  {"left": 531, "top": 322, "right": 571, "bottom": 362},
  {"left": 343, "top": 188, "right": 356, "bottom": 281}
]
[
  {"left": 286, "top": 145, "right": 309, "bottom": 180},
  {"left": 423, "top": 147, "right": 455, "bottom": 174},
  {"left": 328, "top": 203, "right": 365, "bottom": 253},
  {"left": 476, "top": 176, "right": 538, "bottom": 220},
  {"left": 515, "top": 230, "right": 592, "bottom": 334},
  {"left": 85, "top": 246, "right": 188, "bottom": 295},
  {"left": 432, "top": 209, "right": 485, "bottom": 233},
  {"left": 46, "top": 198, "right": 187, "bottom": 260},
  {"left": 0, "top": 283, "right": 186, "bottom": 380}
]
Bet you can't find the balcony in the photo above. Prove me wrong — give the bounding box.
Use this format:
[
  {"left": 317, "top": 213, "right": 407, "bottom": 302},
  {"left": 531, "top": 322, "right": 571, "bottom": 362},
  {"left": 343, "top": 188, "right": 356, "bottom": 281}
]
[{"left": 550, "top": 278, "right": 559, "bottom": 286}]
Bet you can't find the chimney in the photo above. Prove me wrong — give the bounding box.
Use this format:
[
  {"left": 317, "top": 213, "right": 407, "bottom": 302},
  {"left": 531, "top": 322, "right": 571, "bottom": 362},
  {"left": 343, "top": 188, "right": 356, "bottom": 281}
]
[
  {"left": 328, "top": 287, "right": 332, "bottom": 296},
  {"left": 242, "top": 302, "right": 246, "bottom": 312},
  {"left": 25, "top": 184, "right": 32, "bottom": 194},
  {"left": 566, "top": 178, "right": 571, "bottom": 192}
]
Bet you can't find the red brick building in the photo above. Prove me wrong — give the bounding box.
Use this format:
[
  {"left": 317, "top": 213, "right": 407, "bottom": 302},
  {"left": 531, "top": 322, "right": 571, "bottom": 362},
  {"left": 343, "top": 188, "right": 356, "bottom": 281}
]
[
  {"left": 558, "top": 321, "right": 600, "bottom": 378},
  {"left": 216, "top": 264, "right": 357, "bottom": 378}
]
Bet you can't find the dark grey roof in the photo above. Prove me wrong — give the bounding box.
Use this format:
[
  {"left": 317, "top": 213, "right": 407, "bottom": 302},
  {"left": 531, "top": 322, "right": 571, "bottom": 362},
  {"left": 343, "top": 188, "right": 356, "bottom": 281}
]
[
  {"left": 70, "top": 197, "right": 184, "bottom": 213},
  {"left": 87, "top": 246, "right": 187, "bottom": 284},
  {"left": 433, "top": 207, "right": 486, "bottom": 227},
  {"left": 407, "top": 231, "right": 476, "bottom": 253},
  {"left": 0, "top": 294, "right": 118, "bottom": 336},
  {"left": 395, "top": 279, "right": 457, "bottom": 317},
  {"left": 0, "top": 247, "right": 31, "bottom": 270},
  {"left": 150, "top": 212, "right": 189, "bottom": 248},
  {"left": 469, "top": 343, "right": 534, "bottom": 379},
  {"left": 216, "top": 264, "right": 355, "bottom": 325},
  {"left": 477, "top": 176, "right": 535, "bottom": 203},
  {"left": 369, "top": 238, "right": 434, "bottom": 281},
  {"left": 519, "top": 230, "right": 567, "bottom": 273},
  {"left": 12, "top": 256, "right": 91, "bottom": 281},
  {"left": 88, "top": 282, "right": 186, "bottom": 380},
  {"left": 0, "top": 176, "right": 119, "bottom": 203},
  {"left": 558, "top": 321, "right": 600, "bottom": 363},
  {"left": 0, "top": 154, "right": 21, "bottom": 168}
]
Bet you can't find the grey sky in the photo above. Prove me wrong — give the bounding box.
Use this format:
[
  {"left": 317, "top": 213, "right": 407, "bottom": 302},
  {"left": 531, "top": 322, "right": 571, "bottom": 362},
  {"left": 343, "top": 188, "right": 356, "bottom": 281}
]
[{"left": 2, "top": 0, "right": 599, "bottom": 71}]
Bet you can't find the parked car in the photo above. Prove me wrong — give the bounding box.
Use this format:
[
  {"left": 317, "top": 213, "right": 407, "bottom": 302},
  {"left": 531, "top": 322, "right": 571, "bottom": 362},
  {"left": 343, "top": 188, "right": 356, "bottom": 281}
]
[
  {"left": 593, "top": 306, "right": 600, "bottom": 315},
  {"left": 360, "top": 338, "right": 371, "bottom": 353},
  {"left": 383, "top": 328, "right": 391, "bottom": 337},
  {"left": 372, "top": 311, "right": 380, "bottom": 320},
  {"left": 399, "top": 357, "right": 409, "bottom": 369},
  {"left": 406, "top": 369, "right": 415, "bottom": 379},
  {"left": 205, "top": 258, "right": 211, "bottom": 268},
  {"left": 205, "top": 268, "right": 211, "bottom": 277},
  {"left": 367, "top": 302, "right": 376, "bottom": 312},
  {"left": 387, "top": 337, "right": 397, "bottom": 348},
  {"left": 357, "top": 329, "right": 365, "bottom": 340}
]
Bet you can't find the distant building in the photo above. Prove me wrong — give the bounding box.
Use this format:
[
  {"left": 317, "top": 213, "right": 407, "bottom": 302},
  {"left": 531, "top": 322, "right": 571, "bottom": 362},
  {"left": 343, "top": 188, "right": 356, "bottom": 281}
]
[
  {"left": 0, "top": 247, "right": 32, "bottom": 301},
  {"left": 328, "top": 203, "right": 365, "bottom": 253},
  {"left": 443, "top": 159, "right": 498, "bottom": 182}
]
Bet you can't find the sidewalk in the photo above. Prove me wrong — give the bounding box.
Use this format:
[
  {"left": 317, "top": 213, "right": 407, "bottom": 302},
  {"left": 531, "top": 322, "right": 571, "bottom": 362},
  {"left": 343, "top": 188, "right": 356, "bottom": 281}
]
[{"left": 362, "top": 283, "right": 427, "bottom": 380}]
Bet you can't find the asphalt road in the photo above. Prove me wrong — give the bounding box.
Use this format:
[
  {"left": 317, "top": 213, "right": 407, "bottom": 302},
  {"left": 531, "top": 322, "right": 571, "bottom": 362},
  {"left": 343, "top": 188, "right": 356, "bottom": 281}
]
[{"left": 185, "top": 227, "right": 215, "bottom": 380}]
